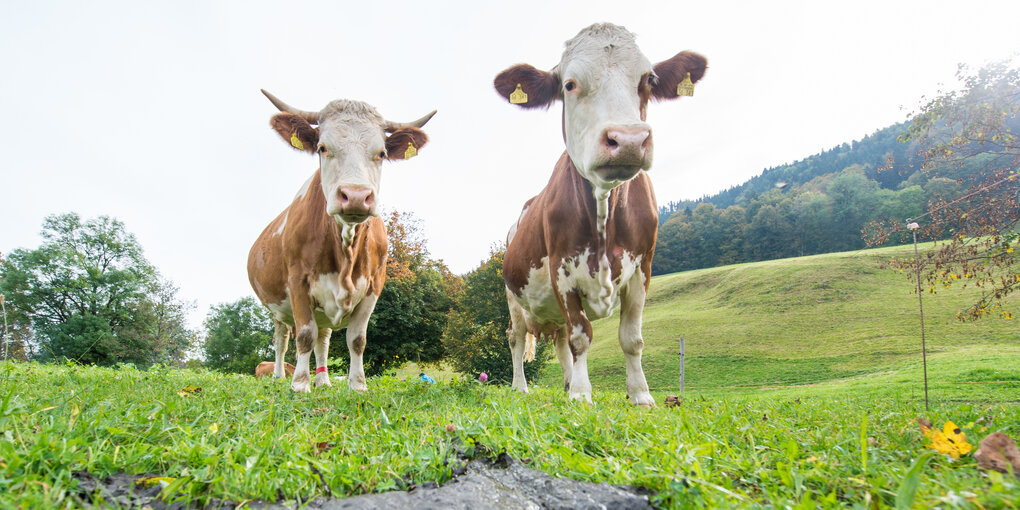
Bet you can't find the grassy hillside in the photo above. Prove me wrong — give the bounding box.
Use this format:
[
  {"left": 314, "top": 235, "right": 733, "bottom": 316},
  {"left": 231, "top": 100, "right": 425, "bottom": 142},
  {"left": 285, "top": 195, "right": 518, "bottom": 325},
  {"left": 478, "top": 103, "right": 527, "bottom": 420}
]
[{"left": 538, "top": 243, "right": 1019, "bottom": 400}]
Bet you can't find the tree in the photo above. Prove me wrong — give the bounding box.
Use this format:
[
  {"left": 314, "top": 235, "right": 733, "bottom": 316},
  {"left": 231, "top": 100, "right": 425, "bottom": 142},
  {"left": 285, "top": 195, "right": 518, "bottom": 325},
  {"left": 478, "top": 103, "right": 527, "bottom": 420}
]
[
  {"left": 0, "top": 213, "right": 194, "bottom": 365},
  {"left": 868, "top": 59, "right": 1020, "bottom": 320},
  {"left": 203, "top": 297, "right": 274, "bottom": 374},
  {"left": 443, "top": 245, "right": 551, "bottom": 384},
  {"left": 329, "top": 211, "right": 458, "bottom": 376}
]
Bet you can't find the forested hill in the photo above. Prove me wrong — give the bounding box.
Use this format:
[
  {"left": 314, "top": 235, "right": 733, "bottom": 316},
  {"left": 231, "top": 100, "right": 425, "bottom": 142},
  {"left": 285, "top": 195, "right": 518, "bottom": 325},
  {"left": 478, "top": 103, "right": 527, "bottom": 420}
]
[
  {"left": 659, "top": 121, "right": 920, "bottom": 218},
  {"left": 651, "top": 121, "right": 949, "bottom": 276}
]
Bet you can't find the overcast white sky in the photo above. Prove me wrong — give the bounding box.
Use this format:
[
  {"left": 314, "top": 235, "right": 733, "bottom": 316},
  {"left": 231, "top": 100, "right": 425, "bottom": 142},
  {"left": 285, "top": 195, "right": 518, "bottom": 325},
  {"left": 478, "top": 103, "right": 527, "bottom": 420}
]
[{"left": 2, "top": 0, "right": 1019, "bottom": 329}]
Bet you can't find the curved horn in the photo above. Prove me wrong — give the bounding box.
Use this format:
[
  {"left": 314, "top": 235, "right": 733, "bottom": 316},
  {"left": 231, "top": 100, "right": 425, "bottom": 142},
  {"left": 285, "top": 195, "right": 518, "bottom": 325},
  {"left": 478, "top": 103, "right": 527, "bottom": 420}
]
[
  {"left": 260, "top": 89, "right": 319, "bottom": 125},
  {"left": 384, "top": 110, "right": 437, "bottom": 132}
]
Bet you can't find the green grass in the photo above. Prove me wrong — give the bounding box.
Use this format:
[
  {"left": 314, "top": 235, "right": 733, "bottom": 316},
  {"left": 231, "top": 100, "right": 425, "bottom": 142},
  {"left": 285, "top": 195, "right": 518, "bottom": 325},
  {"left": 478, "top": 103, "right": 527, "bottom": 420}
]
[
  {"left": 1, "top": 361, "right": 1018, "bottom": 508},
  {"left": 2, "top": 244, "right": 1019, "bottom": 508}
]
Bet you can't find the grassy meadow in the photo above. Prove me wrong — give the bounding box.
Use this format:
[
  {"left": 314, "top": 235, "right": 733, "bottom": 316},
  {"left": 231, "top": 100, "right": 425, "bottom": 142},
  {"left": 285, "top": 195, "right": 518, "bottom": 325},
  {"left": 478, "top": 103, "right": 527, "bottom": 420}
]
[{"left": 2, "top": 244, "right": 1019, "bottom": 508}]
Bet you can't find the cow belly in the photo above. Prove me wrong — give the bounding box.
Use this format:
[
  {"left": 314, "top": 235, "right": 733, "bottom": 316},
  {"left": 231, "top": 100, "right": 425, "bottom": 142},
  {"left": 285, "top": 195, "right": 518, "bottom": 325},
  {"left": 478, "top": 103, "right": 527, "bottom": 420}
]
[
  {"left": 514, "top": 251, "right": 642, "bottom": 324},
  {"left": 309, "top": 273, "right": 370, "bottom": 329}
]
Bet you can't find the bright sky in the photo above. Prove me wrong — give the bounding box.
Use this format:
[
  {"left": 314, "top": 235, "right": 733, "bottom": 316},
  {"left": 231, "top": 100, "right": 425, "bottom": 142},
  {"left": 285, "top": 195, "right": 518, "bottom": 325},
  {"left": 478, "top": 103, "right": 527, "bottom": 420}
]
[{"left": 2, "top": 0, "right": 1019, "bottom": 329}]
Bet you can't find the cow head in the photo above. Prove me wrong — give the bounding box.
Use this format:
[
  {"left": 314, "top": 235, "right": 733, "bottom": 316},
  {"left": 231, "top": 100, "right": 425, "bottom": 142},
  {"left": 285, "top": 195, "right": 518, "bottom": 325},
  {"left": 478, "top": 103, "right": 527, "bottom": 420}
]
[
  {"left": 263, "top": 90, "right": 434, "bottom": 225},
  {"left": 494, "top": 23, "right": 706, "bottom": 193}
]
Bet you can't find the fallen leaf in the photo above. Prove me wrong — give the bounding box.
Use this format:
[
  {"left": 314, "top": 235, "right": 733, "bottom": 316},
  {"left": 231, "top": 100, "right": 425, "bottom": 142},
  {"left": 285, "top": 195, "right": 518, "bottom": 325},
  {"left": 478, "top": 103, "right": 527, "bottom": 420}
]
[
  {"left": 920, "top": 420, "right": 972, "bottom": 459},
  {"left": 313, "top": 441, "right": 335, "bottom": 455},
  {"left": 177, "top": 385, "right": 201, "bottom": 397},
  {"left": 664, "top": 395, "right": 680, "bottom": 407},
  {"left": 975, "top": 432, "right": 1020, "bottom": 475},
  {"left": 445, "top": 423, "right": 456, "bottom": 432},
  {"left": 136, "top": 476, "right": 176, "bottom": 487}
]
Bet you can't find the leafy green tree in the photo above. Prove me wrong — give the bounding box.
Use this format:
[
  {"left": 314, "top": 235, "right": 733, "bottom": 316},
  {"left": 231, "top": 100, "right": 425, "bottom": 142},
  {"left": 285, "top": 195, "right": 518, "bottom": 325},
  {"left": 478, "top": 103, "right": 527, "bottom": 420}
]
[
  {"left": 443, "top": 246, "right": 551, "bottom": 384},
  {"left": 869, "top": 59, "right": 1020, "bottom": 320},
  {"left": 0, "top": 213, "right": 193, "bottom": 365},
  {"left": 203, "top": 297, "right": 274, "bottom": 374}
]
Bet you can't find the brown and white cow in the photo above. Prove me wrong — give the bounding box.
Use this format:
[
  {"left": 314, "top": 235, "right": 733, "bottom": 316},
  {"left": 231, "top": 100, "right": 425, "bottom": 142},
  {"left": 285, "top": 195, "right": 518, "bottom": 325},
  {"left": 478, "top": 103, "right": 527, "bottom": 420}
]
[
  {"left": 248, "top": 90, "right": 434, "bottom": 393},
  {"left": 495, "top": 23, "right": 706, "bottom": 405}
]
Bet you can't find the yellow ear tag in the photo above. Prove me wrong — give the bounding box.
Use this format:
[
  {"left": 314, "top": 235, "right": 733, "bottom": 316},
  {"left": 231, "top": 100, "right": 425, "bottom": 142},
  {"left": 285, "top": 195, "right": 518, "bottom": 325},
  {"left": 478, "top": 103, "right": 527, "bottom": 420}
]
[
  {"left": 509, "top": 83, "right": 528, "bottom": 104},
  {"left": 677, "top": 72, "right": 695, "bottom": 97},
  {"left": 404, "top": 142, "right": 417, "bottom": 159},
  {"left": 290, "top": 132, "right": 304, "bottom": 150}
]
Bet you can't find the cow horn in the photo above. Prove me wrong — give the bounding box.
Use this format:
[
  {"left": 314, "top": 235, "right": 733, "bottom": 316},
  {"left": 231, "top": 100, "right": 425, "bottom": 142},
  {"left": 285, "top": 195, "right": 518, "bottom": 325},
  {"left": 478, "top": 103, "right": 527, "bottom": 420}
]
[
  {"left": 261, "top": 89, "right": 320, "bottom": 125},
  {"left": 384, "top": 110, "right": 437, "bottom": 132}
]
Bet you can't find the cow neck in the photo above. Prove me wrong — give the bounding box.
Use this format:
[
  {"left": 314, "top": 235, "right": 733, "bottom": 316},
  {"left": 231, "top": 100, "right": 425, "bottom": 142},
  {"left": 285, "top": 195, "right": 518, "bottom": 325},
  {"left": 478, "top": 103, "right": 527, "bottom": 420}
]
[
  {"left": 561, "top": 154, "right": 619, "bottom": 258},
  {"left": 307, "top": 172, "right": 360, "bottom": 303}
]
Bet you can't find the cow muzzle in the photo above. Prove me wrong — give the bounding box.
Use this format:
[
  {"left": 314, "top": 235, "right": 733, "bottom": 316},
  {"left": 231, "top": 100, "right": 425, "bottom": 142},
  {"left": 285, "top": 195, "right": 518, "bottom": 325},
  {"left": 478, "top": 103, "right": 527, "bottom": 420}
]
[
  {"left": 593, "top": 126, "right": 652, "bottom": 181},
  {"left": 335, "top": 186, "right": 375, "bottom": 223}
]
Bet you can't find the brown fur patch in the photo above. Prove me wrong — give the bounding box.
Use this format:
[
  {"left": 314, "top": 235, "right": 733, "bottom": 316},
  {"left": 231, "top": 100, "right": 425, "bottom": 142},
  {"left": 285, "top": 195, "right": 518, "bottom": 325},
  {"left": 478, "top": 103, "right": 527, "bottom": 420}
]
[
  {"left": 384, "top": 127, "right": 429, "bottom": 160},
  {"left": 651, "top": 51, "right": 708, "bottom": 100},
  {"left": 351, "top": 335, "right": 366, "bottom": 355},
  {"left": 270, "top": 113, "right": 319, "bottom": 153},
  {"left": 494, "top": 64, "right": 561, "bottom": 109}
]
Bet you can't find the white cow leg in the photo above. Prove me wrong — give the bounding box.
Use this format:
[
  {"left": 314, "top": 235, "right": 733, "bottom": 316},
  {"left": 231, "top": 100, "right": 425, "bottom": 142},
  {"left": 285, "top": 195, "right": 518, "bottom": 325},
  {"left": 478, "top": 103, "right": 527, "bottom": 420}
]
[
  {"left": 292, "top": 323, "right": 316, "bottom": 393},
  {"left": 506, "top": 289, "right": 530, "bottom": 393},
  {"left": 553, "top": 325, "right": 572, "bottom": 392},
  {"left": 562, "top": 290, "right": 593, "bottom": 404},
  {"left": 313, "top": 327, "right": 332, "bottom": 388},
  {"left": 619, "top": 276, "right": 654, "bottom": 407},
  {"left": 272, "top": 321, "right": 290, "bottom": 379},
  {"left": 346, "top": 293, "right": 377, "bottom": 392}
]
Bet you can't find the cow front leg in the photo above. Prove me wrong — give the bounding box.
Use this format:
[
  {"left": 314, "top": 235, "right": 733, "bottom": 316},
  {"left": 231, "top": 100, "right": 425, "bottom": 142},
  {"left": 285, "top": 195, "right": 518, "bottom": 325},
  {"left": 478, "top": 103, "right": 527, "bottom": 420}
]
[
  {"left": 345, "top": 293, "right": 378, "bottom": 392},
  {"left": 288, "top": 275, "right": 316, "bottom": 393},
  {"left": 506, "top": 289, "right": 530, "bottom": 394},
  {"left": 619, "top": 274, "right": 654, "bottom": 407},
  {"left": 313, "top": 327, "right": 332, "bottom": 388},
  {"left": 272, "top": 320, "right": 291, "bottom": 379},
  {"left": 562, "top": 291, "right": 594, "bottom": 404}
]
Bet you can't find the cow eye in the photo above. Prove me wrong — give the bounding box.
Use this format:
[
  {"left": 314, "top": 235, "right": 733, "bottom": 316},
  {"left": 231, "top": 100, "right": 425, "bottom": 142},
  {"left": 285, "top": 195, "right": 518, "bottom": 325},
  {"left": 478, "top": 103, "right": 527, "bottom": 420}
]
[
  {"left": 317, "top": 145, "right": 327, "bottom": 154},
  {"left": 564, "top": 80, "right": 577, "bottom": 92},
  {"left": 377, "top": 151, "right": 386, "bottom": 159},
  {"left": 646, "top": 74, "right": 656, "bottom": 86}
]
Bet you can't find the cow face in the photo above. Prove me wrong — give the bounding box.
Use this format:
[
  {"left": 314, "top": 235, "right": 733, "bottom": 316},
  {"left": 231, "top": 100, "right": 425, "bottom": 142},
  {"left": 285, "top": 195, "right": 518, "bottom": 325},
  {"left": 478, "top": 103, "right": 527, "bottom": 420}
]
[
  {"left": 495, "top": 23, "right": 706, "bottom": 192},
  {"left": 264, "top": 92, "right": 433, "bottom": 226}
]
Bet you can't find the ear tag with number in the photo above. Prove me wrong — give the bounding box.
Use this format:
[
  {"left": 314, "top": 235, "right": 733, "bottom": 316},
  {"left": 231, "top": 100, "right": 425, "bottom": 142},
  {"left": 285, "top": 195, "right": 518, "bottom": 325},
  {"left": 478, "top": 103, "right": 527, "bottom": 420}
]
[
  {"left": 509, "top": 83, "right": 528, "bottom": 104},
  {"left": 677, "top": 72, "right": 695, "bottom": 97},
  {"left": 290, "top": 132, "right": 304, "bottom": 150},
  {"left": 404, "top": 142, "right": 417, "bottom": 159}
]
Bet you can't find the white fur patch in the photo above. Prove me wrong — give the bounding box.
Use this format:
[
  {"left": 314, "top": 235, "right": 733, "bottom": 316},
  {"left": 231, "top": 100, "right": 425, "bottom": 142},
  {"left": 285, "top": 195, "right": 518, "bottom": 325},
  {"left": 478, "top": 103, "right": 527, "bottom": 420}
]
[
  {"left": 295, "top": 175, "right": 313, "bottom": 201},
  {"left": 274, "top": 212, "right": 288, "bottom": 237},
  {"left": 309, "top": 274, "right": 370, "bottom": 328}
]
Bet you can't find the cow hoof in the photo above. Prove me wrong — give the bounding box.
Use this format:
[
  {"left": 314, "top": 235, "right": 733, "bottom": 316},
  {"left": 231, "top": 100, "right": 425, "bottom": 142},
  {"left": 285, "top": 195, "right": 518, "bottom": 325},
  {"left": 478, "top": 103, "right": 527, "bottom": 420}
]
[
  {"left": 348, "top": 382, "right": 368, "bottom": 392},
  {"left": 631, "top": 393, "right": 655, "bottom": 407},
  {"left": 569, "top": 392, "right": 594, "bottom": 405},
  {"left": 292, "top": 380, "right": 311, "bottom": 393},
  {"left": 314, "top": 374, "right": 331, "bottom": 388}
]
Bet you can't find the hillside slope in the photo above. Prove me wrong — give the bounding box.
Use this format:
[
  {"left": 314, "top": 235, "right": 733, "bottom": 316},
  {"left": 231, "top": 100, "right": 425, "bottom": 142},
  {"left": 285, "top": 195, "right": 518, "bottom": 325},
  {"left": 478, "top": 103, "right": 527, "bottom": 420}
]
[{"left": 538, "top": 244, "right": 1019, "bottom": 394}]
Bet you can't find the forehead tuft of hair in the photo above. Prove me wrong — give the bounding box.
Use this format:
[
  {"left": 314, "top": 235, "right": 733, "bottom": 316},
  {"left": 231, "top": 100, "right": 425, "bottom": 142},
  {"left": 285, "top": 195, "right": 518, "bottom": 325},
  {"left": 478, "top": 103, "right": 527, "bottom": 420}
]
[
  {"left": 318, "top": 99, "right": 385, "bottom": 125},
  {"left": 564, "top": 23, "right": 638, "bottom": 53}
]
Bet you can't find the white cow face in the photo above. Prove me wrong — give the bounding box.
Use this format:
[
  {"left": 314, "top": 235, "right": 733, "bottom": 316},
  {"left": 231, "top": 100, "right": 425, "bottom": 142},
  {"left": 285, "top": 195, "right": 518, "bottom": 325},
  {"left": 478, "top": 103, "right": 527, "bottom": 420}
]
[
  {"left": 265, "top": 93, "right": 433, "bottom": 226},
  {"left": 495, "top": 23, "right": 707, "bottom": 192}
]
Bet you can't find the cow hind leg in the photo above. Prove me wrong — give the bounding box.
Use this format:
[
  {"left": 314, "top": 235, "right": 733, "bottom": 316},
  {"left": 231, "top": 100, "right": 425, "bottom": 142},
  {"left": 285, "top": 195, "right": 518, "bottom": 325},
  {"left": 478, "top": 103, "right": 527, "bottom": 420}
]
[
  {"left": 619, "top": 277, "right": 654, "bottom": 407},
  {"left": 272, "top": 321, "right": 291, "bottom": 379},
  {"left": 313, "top": 328, "right": 332, "bottom": 388},
  {"left": 292, "top": 323, "right": 316, "bottom": 393},
  {"left": 506, "top": 289, "right": 530, "bottom": 394},
  {"left": 553, "top": 325, "right": 572, "bottom": 392}
]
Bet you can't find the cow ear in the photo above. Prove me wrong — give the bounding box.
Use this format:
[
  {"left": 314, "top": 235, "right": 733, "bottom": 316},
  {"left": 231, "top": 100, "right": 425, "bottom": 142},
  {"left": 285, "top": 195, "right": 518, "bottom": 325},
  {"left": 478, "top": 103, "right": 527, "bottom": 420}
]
[
  {"left": 270, "top": 113, "right": 319, "bottom": 153},
  {"left": 384, "top": 127, "right": 429, "bottom": 161},
  {"left": 494, "top": 64, "right": 560, "bottom": 109},
  {"left": 651, "top": 51, "right": 708, "bottom": 100}
]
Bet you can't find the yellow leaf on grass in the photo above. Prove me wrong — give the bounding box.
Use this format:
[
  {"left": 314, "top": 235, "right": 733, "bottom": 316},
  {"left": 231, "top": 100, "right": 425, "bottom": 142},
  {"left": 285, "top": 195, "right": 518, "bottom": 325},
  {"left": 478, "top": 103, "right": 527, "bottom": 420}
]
[
  {"left": 177, "top": 385, "right": 201, "bottom": 397},
  {"left": 921, "top": 420, "right": 973, "bottom": 459},
  {"left": 136, "top": 476, "right": 176, "bottom": 487}
]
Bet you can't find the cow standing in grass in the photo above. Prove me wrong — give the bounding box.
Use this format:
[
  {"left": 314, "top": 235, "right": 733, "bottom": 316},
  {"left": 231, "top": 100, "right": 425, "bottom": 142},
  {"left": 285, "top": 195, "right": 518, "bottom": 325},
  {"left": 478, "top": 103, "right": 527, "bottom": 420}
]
[
  {"left": 248, "top": 90, "right": 435, "bottom": 393},
  {"left": 495, "top": 23, "right": 706, "bottom": 405}
]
